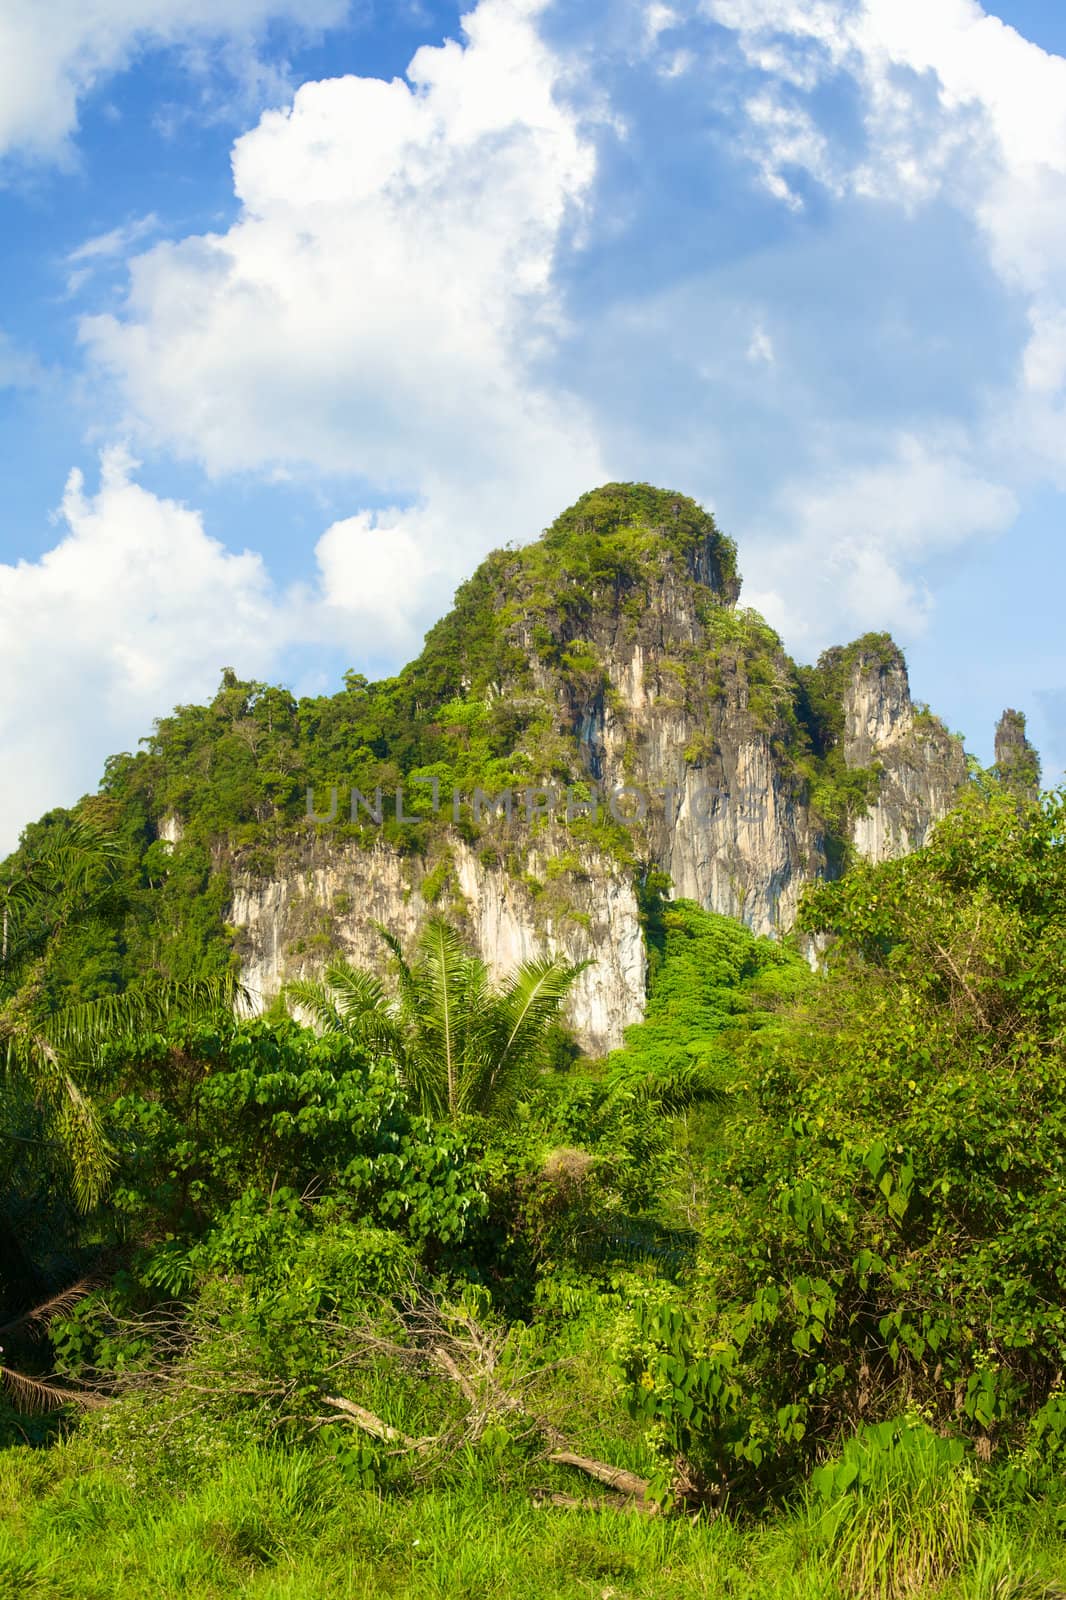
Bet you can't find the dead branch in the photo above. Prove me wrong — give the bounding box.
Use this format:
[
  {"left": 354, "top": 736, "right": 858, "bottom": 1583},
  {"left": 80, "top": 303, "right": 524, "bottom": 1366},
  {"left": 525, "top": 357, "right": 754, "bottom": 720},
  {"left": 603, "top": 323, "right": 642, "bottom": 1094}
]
[
  {"left": 320, "top": 1395, "right": 435, "bottom": 1454},
  {"left": 0, "top": 1278, "right": 96, "bottom": 1341},
  {"left": 430, "top": 1343, "right": 478, "bottom": 1406},
  {"left": 0, "top": 1365, "right": 106, "bottom": 1414},
  {"left": 547, "top": 1450, "right": 651, "bottom": 1502}
]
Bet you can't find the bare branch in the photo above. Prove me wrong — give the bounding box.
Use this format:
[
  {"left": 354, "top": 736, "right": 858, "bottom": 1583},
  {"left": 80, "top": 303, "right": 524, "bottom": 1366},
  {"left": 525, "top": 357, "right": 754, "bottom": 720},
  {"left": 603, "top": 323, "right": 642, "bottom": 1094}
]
[
  {"left": 547, "top": 1450, "right": 651, "bottom": 1502},
  {"left": 320, "top": 1395, "right": 436, "bottom": 1454}
]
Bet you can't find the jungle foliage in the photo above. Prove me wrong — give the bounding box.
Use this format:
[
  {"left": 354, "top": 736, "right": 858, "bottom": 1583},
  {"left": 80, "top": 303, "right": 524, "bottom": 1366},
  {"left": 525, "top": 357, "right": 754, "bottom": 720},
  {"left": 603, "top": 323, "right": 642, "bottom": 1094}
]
[
  {"left": 2, "top": 783, "right": 1066, "bottom": 1600},
  {"left": 0, "top": 487, "right": 1055, "bottom": 1596},
  {"left": 0, "top": 485, "right": 923, "bottom": 1008}
]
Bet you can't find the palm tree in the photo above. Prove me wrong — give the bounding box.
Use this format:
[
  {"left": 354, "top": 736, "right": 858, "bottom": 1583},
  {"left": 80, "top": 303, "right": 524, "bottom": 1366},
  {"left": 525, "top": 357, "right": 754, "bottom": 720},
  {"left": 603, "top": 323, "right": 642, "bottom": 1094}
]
[
  {"left": 0, "top": 816, "right": 246, "bottom": 1414},
  {"left": 285, "top": 917, "right": 586, "bottom": 1121}
]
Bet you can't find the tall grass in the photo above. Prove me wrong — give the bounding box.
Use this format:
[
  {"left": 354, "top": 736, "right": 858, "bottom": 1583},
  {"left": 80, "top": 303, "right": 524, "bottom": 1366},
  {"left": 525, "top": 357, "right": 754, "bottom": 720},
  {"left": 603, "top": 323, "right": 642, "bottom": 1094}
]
[
  {"left": 2, "top": 1429, "right": 1066, "bottom": 1599},
  {"left": 801, "top": 1420, "right": 977, "bottom": 1598}
]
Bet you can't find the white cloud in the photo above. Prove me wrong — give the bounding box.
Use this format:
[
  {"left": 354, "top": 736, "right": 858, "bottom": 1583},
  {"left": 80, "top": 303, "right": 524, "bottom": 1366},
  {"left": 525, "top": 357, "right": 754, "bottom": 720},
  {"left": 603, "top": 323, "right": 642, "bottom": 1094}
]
[
  {"left": 1, "top": 0, "right": 614, "bottom": 849},
  {"left": 68, "top": 213, "right": 161, "bottom": 267},
  {"left": 80, "top": 0, "right": 607, "bottom": 605},
  {"left": 0, "top": 0, "right": 348, "bottom": 168},
  {"left": 667, "top": 0, "right": 1066, "bottom": 643},
  {"left": 743, "top": 433, "right": 1018, "bottom": 650},
  {"left": 1023, "top": 305, "right": 1066, "bottom": 397},
  {"left": 703, "top": 0, "right": 1066, "bottom": 283},
  {"left": 645, "top": 3, "right": 679, "bottom": 40},
  {"left": 742, "top": 89, "right": 842, "bottom": 209},
  {"left": 65, "top": 213, "right": 162, "bottom": 295},
  {"left": 0, "top": 447, "right": 278, "bottom": 850}
]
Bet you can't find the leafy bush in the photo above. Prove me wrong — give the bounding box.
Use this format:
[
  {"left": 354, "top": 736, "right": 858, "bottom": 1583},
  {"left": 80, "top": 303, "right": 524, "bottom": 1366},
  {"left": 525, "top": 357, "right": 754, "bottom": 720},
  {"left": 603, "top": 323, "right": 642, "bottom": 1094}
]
[{"left": 620, "top": 787, "right": 1066, "bottom": 1503}]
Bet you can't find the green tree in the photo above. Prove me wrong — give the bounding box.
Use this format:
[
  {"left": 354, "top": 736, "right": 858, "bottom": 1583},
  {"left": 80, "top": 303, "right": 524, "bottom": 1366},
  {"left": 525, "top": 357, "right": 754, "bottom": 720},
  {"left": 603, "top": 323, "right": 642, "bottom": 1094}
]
[
  {"left": 620, "top": 785, "right": 1066, "bottom": 1504},
  {"left": 285, "top": 918, "right": 585, "bottom": 1122},
  {"left": 0, "top": 816, "right": 129, "bottom": 1213}
]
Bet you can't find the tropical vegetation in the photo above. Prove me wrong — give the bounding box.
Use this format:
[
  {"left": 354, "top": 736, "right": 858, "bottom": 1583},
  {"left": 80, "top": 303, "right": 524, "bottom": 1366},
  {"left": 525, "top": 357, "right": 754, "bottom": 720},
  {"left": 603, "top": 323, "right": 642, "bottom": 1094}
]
[
  {"left": 0, "top": 484, "right": 1061, "bottom": 1597},
  {"left": 1, "top": 770, "right": 1066, "bottom": 1595}
]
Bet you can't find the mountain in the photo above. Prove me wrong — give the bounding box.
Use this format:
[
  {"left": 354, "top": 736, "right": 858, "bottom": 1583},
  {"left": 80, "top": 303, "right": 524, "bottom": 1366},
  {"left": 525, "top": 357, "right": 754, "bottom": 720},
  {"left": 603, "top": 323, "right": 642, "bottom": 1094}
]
[{"left": 12, "top": 483, "right": 978, "bottom": 1051}]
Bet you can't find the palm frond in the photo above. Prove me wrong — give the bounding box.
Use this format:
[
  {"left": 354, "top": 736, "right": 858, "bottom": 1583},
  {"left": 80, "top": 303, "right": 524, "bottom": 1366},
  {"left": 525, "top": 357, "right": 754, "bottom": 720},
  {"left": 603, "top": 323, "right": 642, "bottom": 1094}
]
[
  {"left": 417, "top": 919, "right": 470, "bottom": 1118},
  {"left": 0, "top": 1365, "right": 103, "bottom": 1413},
  {"left": 44, "top": 974, "right": 247, "bottom": 1054},
  {"left": 4, "top": 817, "right": 127, "bottom": 926},
  {"left": 1, "top": 1024, "right": 114, "bottom": 1209},
  {"left": 607, "top": 1060, "right": 730, "bottom": 1116},
  {"left": 282, "top": 977, "right": 350, "bottom": 1033},
  {"left": 470, "top": 956, "right": 585, "bottom": 1116},
  {"left": 285, "top": 965, "right": 407, "bottom": 1066},
  {"left": 2, "top": 973, "right": 242, "bottom": 1209},
  {"left": 0, "top": 1278, "right": 94, "bottom": 1340},
  {"left": 398, "top": 1036, "right": 450, "bottom": 1120}
]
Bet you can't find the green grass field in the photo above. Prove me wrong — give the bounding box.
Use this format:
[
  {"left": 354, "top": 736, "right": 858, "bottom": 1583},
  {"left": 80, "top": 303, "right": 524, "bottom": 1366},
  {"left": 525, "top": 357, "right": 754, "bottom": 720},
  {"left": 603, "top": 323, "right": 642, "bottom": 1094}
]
[{"left": 3, "top": 1433, "right": 1066, "bottom": 1600}]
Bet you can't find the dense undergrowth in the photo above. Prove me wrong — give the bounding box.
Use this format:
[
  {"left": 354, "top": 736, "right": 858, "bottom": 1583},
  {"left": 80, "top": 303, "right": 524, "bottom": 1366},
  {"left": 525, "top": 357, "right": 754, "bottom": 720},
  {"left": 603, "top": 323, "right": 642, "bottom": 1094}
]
[{"left": 3, "top": 689, "right": 1066, "bottom": 1594}]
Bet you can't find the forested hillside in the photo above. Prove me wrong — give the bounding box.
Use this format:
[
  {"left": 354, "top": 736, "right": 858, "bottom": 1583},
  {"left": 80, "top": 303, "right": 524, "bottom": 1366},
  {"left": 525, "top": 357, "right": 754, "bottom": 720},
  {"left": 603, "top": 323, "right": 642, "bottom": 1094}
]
[
  {"left": 0, "top": 484, "right": 971, "bottom": 1041},
  {"left": 1, "top": 484, "right": 1062, "bottom": 1598},
  {"left": 4, "top": 763, "right": 1066, "bottom": 1594}
]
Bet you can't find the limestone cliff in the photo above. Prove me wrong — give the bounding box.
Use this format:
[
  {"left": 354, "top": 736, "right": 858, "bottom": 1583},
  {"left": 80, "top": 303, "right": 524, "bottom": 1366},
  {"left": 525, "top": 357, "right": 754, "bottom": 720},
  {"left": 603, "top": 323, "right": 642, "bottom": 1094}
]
[
  {"left": 231, "top": 836, "right": 645, "bottom": 1058},
  {"left": 839, "top": 640, "right": 969, "bottom": 862},
  {"left": 994, "top": 708, "right": 1041, "bottom": 798},
  {"left": 216, "top": 484, "right": 971, "bottom": 1051}
]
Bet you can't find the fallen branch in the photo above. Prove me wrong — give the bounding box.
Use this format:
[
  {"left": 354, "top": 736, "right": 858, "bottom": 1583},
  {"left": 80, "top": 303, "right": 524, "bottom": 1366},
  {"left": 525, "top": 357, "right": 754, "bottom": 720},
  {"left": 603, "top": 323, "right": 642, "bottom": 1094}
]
[
  {"left": 547, "top": 1450, "right": 651, "bottom": 1503},
  {"left": 430, "top": 1343, "right": 479, "bottom": 1407},
  {"left": 321, "top": 1392, "right": 657, "bottom": 1510},
  {"left": 320, "top": 1395, "right": 435, "bottom": 1454}
]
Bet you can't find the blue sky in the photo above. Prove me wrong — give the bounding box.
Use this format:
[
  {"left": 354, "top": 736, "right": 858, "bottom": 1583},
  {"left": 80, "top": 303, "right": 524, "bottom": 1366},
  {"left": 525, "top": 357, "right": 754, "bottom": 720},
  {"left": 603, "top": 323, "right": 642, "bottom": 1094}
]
[{"left": 2, "top": 0, "right": 1065, "bottom": 851}]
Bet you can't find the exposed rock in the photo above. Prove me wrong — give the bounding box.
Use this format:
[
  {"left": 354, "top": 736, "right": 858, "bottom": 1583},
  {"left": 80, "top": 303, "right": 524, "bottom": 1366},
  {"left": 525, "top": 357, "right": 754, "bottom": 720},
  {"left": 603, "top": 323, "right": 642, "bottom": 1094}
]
[
  {"left": 841, "top": 641, "right": 969, "bottom": 862},
  {"left": 220, "top": 484, "right": 973, "bottom": 1051},
  {"left": 157, "top": 814, "right": 184, "bottom": 848},
  {"left": 231, "top": 836, "right": 645, "bottom": 1057},
  {"left": 994, "top": 708, "right": 1041, "bottom": 798}
]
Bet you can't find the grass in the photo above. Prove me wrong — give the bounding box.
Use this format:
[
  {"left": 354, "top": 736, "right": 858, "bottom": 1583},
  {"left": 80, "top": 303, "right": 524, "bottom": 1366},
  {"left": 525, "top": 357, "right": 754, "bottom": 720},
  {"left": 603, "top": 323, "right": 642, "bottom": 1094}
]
[{"left": 3, "top": 1434, "right": 1066, "bottom": 1600}]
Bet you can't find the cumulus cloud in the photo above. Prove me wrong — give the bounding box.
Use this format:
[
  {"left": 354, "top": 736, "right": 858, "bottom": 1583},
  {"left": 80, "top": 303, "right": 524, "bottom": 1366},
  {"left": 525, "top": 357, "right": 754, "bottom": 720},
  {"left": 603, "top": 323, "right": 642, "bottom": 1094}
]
[
  {"left": 702, "top": 0, "right": 1066, "bottom": 302},
  {"left": 81, "top": 0, "right": 1059, "bottom": 664},
  {"left": 9, "top": 0, "right": 1062, "bottom": 847},
  {"left": 743, "top": 434, "right": 1018, "bottom": 650},
  {"left": 80, "top": 0, "right": 607, "bottom": 604},
  {"left": 0, "top": 447, "right": 278, "bottom": 850},
  {"left": 0, "top": 0, "right": 348, "bottom": 168},
  {"left": 644, "top": 0, "right": 1066, "bottom": 643}
]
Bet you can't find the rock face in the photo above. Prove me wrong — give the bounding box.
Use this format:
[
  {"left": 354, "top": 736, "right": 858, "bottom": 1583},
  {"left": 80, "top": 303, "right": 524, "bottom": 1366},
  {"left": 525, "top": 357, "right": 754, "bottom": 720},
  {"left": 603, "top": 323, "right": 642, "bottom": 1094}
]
[
  {"left": 231, "top": 837, "right": 645, "bottom": 1057},
  {"left": 221, "top": 484, "right": 972, "bottom": 1052},
  {"left": 842, "top": 643, "right": 969, "bottom": 862},
  {"left": 994, "top": 708, "right": 1041, "bottom": 798}
]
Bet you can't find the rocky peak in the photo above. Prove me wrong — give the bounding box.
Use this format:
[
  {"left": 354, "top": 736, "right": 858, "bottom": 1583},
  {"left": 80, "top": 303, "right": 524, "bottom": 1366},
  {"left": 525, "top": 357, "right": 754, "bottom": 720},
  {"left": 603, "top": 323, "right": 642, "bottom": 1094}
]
[
  {"left": 800, "top": 633, "right": 909, "bottom": 764},
  {"left": 90, "top": 481, "right": 984, "bottom": 1052},
  {"left": 994, "top": 708, "right": 1041, "bottom": 797},
  {"left": 831, "top": 636, "right": 913, "bottom": 765}
]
